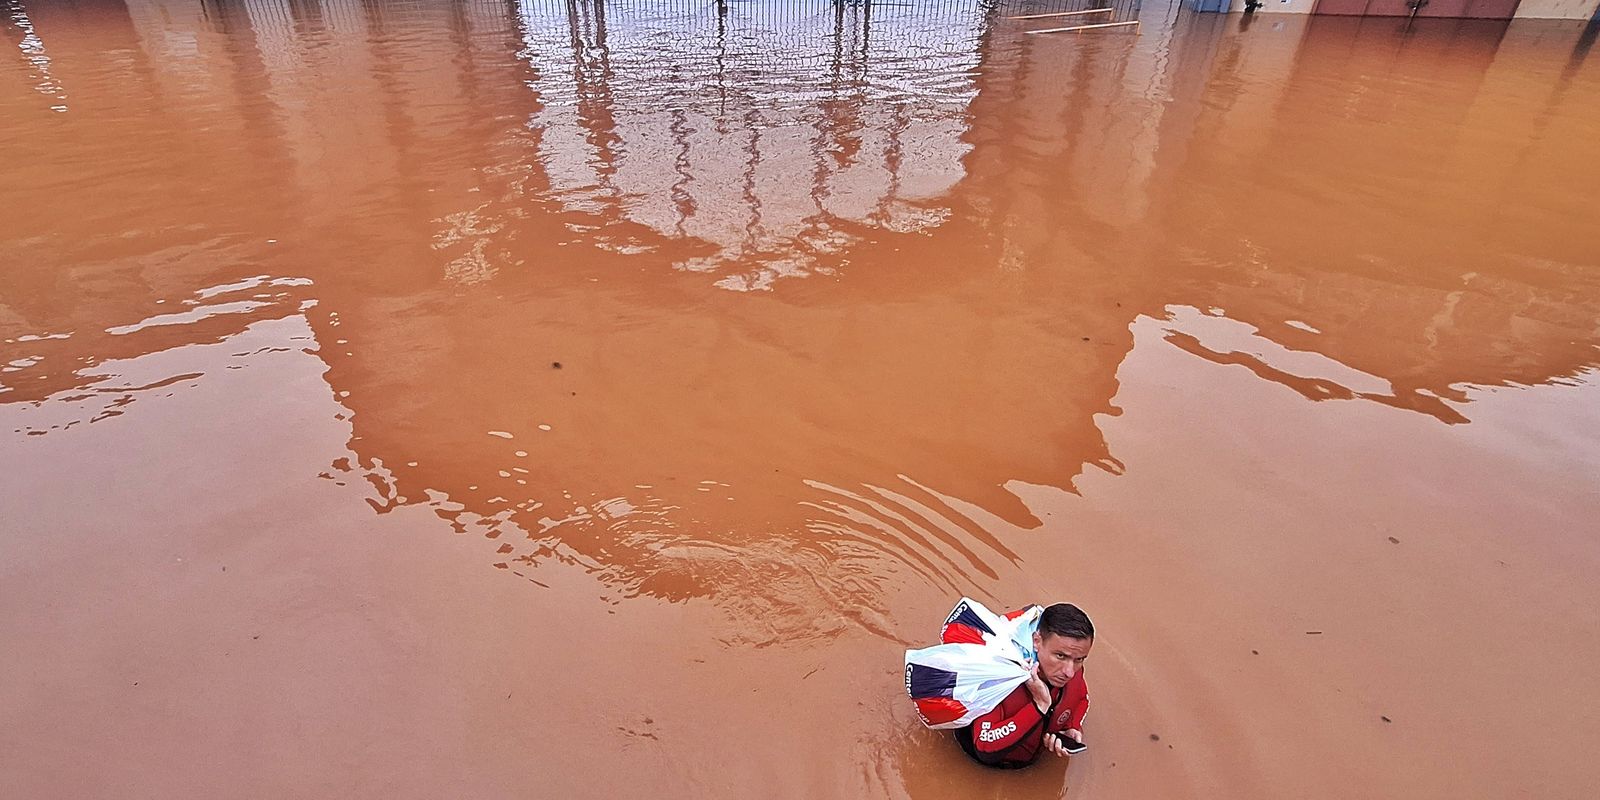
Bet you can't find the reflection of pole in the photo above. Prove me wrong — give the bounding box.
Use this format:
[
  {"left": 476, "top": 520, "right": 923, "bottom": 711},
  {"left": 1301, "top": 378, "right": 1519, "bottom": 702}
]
[
  {"left": 564, "top": 0, "right": 582, "bottom": 58},
  {"left": 873, "top": 101, "right": 910, "bottom": 226},
  {"left": 509, "top": 0, "right": 562, "bottom": 204},
  {"left": 860, "top": 0, "right": 872, "bottom": 72},
  {"left": 564, "top": 0, "right": 623, "bottom": 212},
  {"left": 809, "top": 89, "right": 829, "bottom": 226},
  {"left": 832, "top": 0, "right": 845, "bottom": 86},
  {"left": 670, "top": 102, "right": 693, "bottom": 236},
  {"left": 593, "top": 0, "right": 613, "bottom": 89},
  {"left": 806, "top": 0, "right": 864, "bottom": 243},
  {"left": 715, "top": 0, "right": 728, "bottom": 119},
  {"left": 740, "top": 112, "right": 764, "bottom": 248}
]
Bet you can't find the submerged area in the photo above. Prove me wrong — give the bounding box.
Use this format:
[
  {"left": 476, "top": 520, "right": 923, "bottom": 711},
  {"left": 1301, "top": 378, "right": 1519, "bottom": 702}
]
[{"left": 3, "top": 1, "right": 1598, "bottom": 798}]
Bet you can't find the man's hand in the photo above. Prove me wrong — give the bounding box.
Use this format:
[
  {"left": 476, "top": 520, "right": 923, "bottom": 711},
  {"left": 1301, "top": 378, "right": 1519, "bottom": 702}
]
[
  {"left": 1025, "top": 665, "right": 1052, "bottom": 714},
  {"left": 1043, "top": 729, "right": 1083, "bottom": 758}
]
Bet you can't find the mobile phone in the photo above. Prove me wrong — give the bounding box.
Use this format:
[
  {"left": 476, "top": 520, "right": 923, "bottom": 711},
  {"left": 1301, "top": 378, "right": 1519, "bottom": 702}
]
[{"left": 1054, "top": 733, "right": 1087, "bottom": 754}]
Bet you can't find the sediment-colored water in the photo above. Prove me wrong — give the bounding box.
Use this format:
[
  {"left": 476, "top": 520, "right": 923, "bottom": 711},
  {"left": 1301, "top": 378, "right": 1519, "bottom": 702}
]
[{"left": 3, "top": 1, "right": 1599, "bottom": 798}]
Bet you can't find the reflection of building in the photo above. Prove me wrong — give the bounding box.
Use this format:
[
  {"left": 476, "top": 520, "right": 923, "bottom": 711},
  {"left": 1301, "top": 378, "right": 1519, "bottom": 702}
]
[
  {"left": 1168, "top": 15, "right": 1600, "bottom": 417},
  {"left": 962, "top": 10, "right": 1600, "bottom": 421}
]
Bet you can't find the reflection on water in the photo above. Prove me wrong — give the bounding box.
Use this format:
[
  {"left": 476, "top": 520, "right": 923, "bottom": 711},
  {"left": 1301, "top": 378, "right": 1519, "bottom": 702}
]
[
  {"left": 511, "top": 0, "right": 983, "bottom": 290},
  {"left": 3, "top": 0, "right": 67, "bottom": 111},
  {"left": 4, "top": 1, "right": 1600, "bottom": 644}
]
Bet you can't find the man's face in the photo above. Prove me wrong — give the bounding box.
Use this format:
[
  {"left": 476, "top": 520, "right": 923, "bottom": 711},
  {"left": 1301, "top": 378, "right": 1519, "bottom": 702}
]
[{"left": 1033, "top": 632, "right": 1092, "bottom": 687}]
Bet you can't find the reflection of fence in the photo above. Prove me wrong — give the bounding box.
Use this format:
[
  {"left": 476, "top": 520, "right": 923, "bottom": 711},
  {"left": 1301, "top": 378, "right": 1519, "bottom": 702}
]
[
  {"left": 509, "top": 0, "right": 1149, "bottom": 59},
  {"left": 515, "top": 0, "right": 992, "bottom": 82},
  {"left": 204, "top": 0, "right": 1147, "bottom": 62},
  {"left": 506, "top": 0, "right": 992, "bottom": 290},
  {"left": 202, "top": 0, "right": 519, "bottom": 34}
]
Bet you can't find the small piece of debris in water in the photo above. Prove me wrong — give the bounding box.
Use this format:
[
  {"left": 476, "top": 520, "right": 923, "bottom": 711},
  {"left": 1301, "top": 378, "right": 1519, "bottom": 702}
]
[
  {"left": 552, "top": 362, "right": 562, "bottom": 369},
  {"left": 1381, "top": 716, "right": 1392, "bottom": 723},
  {"left": 1388, "top": 536, "right": 1400, "bottom": 544},
  {"left": 1149, "top": 733, "right": 1160, "bottom": 741},
  {"left": 1306, "top": 631, "right": 1323, "bottom": 635}
]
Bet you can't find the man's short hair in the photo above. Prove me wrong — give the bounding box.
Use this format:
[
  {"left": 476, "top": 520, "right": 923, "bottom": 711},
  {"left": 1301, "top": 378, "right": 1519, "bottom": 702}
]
[{"left": 1039, "top": 603, "right": 1094, "bottom": 641}]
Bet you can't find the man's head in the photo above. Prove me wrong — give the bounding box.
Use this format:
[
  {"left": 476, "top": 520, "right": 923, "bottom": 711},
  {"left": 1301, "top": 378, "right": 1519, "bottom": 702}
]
[{"left": 1031, "top": 603, "right": 1094, "bottom": 688}]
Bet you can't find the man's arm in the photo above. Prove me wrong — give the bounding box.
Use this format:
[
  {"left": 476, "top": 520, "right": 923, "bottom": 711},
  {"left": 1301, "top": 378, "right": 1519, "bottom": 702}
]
[{"left": 968, "top": 683, "right": 1047, "bottom": 758}]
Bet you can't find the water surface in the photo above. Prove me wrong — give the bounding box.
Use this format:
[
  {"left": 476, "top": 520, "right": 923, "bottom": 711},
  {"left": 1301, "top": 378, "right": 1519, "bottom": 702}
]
[{"left": 3, "top": 2, "right": 1599, "bottom": 798}]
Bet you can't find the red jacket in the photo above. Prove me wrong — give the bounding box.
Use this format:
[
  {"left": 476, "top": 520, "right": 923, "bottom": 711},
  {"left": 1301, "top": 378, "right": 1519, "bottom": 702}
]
[{"left": 956, "top": 670, "right": 1089, "bottom": 767}]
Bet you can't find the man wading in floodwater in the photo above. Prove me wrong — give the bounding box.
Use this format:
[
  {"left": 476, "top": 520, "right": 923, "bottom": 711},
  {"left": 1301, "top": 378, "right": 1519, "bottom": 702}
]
[{"left": 955, "top": 604, "right": 1093, "bottom": 768}]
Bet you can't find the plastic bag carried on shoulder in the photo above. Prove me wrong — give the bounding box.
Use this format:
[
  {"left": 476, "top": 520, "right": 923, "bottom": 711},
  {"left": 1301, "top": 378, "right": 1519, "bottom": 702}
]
[{"left": 903, "top": 597, "right": 1042, "bottom": 729}]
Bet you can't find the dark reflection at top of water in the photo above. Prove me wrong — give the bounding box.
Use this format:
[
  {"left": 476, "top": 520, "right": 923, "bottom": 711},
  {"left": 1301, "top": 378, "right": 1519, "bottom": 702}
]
[{"left": 3, "top": 0, "right": 1599, "bottom": 641}]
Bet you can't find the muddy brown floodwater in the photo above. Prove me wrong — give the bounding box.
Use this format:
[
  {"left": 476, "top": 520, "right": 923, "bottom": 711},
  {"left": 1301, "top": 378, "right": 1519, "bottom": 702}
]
[{"left": 3, "top": 0, "right": 1599, "bottom": 798}]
